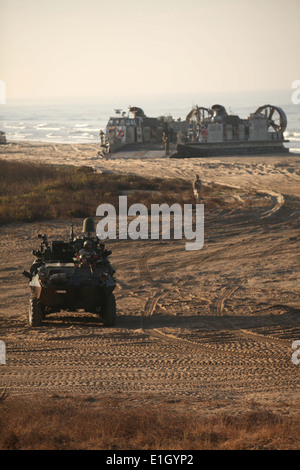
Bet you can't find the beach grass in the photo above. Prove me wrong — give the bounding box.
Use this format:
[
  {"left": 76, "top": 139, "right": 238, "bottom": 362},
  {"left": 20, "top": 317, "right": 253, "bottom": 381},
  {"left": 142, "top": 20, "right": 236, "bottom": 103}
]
[
  {"left": 0, "top": 393, "right": 298, "bottom": 450},
  {"left": 0, "top": 159, "right": 234, "bottom": 225}
]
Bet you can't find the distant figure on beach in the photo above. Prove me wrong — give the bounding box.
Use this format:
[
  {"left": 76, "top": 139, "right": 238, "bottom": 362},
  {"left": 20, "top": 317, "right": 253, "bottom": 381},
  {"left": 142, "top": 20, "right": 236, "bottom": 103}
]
[
  {"left": 162, "top": 130, "right": 170, "bottom": 155},
  {"left": 99, "top": 130, "right": 105, "bottom": 145},
  {"left": 193, "top": 174, "right": 202, "bottom": 202},
  {"left": 164, "top": 136, "right": 169, "bottom": 155},
  {"left": 98, "top": 130, "right": 110, "bottom": 157}
]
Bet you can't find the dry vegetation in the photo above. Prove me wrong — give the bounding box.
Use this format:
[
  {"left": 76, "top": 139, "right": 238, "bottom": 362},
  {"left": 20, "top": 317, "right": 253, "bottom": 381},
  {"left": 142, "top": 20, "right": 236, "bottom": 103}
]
[
  {"left": 0, "top": 393, "right": 299, "bottom": 450},
  {"left": 0, "top": 159, "right": 240, "bottom": 225}
]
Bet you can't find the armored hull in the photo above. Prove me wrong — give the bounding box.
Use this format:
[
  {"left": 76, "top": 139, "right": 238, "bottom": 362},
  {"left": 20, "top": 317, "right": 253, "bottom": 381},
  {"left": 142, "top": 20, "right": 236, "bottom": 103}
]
[{"left": 30, "top": 264, "right": 115, "bottom": 311}]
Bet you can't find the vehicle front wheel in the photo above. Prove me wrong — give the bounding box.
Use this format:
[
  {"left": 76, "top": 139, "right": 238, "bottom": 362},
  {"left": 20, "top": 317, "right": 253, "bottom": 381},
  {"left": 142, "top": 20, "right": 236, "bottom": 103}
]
[
  {"left": 101, "top": 292, "right": 116, "bottom": 327},
  {"left": 29, "top": 297, "right": 44, "bottom": 327}
]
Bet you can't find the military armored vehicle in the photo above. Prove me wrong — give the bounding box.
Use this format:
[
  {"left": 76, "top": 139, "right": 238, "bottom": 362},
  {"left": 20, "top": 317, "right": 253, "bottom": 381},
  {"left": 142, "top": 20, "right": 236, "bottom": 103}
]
[{"left": 22, "top": 218, "right": 116, "bottom": 327}]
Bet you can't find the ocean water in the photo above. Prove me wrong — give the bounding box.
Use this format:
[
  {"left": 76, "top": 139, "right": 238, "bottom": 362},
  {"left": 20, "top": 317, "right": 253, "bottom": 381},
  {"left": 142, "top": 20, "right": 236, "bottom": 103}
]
[{"left": 1, "top": 90, "right": 300, "bottom": 153}]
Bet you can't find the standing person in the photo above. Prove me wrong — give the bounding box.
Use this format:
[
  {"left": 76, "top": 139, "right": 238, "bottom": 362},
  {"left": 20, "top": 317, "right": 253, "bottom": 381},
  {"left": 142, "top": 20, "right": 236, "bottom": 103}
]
[
  {"left": 193, "top": 174, "right": 202, "bottom": 202},
  {"left": 99, "top": 130, "right": 105, "bottom": 145},
  {"left": 162, "top": 128, "right": 170, "bottom": 155},
  {"left": 164, "top": 135, "right": 170, "bottom": 155}
]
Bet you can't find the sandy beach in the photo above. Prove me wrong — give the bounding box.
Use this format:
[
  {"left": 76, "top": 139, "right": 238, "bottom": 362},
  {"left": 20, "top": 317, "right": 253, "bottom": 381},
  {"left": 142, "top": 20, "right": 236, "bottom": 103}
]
[
  {"left": 2, "top": 140, "right": 300, "bottom": 197},
  {"left": 0, "top": 141, "right": 300, "bottom": 421}
]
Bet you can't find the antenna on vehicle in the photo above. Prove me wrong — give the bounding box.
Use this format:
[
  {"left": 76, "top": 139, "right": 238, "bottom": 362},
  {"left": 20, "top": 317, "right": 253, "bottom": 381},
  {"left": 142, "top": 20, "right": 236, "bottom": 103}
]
[{"left": 70, "top": 223, "right": 74, "bottom": 242}]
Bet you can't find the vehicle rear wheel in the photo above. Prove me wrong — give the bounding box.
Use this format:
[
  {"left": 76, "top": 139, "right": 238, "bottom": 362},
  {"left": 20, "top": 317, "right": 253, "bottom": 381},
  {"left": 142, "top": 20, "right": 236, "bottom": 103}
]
[
  {"left": 29, "top": 297, "right": 44, "bottom": 327},
  {"left": 101, "top": 292, "right": 116, "bottom": 327}
]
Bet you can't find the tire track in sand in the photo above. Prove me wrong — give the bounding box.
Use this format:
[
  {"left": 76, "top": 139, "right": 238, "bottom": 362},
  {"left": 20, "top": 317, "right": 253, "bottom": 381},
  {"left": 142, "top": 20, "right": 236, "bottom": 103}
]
[{"left": 213, "top": 280, "right": 292, "bottom": 347}]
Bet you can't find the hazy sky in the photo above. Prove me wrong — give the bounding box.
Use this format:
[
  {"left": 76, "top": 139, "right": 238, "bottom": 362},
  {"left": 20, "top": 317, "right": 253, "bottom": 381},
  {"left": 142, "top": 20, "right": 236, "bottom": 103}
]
[{"left": 0, "top": 0, "right": 299, "bottom": 100}]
